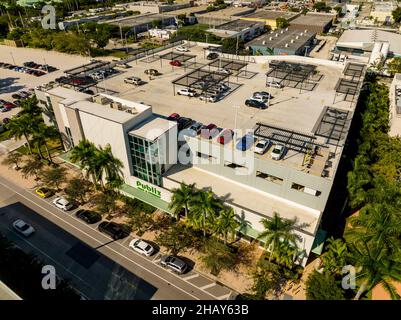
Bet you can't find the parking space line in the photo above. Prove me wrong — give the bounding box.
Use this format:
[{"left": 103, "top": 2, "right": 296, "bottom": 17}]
[
  {"left": 216, "top": 293, "right": 232, "bottom": 300},
  {"left": 199, "top": 283, "right": 217, "bottom": 290},
  {"left": 182, "top": 273, "right": 199, "bottom": 281}
]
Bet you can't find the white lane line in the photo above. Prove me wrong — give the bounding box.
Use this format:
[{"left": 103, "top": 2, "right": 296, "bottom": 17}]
[
  {"left": 199, "top": 283, "right": 217, "bottom": 290},
  {"left": 0, "top": 180, "right": 215, "bottom": 300},
  {"left": 183, "top": 273, "right": 199, "bottom": 281},
  {"left": 217, "top": 293, "right": 232, "bottom": 300},
  {"left": 0, "top": 225, "right": 92, "bottom": 289}
]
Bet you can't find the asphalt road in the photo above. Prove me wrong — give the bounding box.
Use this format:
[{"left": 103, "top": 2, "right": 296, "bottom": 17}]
[{"left": 0, "top": 174, "right": 228, "bottom": 300}]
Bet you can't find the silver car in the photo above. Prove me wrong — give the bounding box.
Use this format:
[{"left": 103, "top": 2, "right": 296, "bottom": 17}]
[{"left": 160, "top": 255, "right": 188, "bottom": 274}]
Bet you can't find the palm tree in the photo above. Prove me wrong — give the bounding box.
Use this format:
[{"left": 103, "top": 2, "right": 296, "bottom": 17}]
[
  {"left": 96, "top": 144, "right": 124, "bottom": 189},
  {"left": 169, "top": 183, "right": 197, "bottom": 220},
  {"left": 70, "top": 139, "right": 97, "bottom": 183},
  {"left": 1, "top": 151, "right": 23, "bottom": 170},
  {"left": 349, "top": 240, "right": 401, "bottom": 300},
  {"left": 257, "top": 212, "right": 308, "bottom": 262},
  {"left": 321, "top": 237, "right": 348, "bottom": 275},
  {"left": 19, "top": 96, "right": 42, "bottom": 117},
  {"left": 21, "top": 158, "right": 45, "bottom": 180},
  {"left": 213, "top": 207, "right": 239, "bottom": 244},
  {"left": 6, "top": 114, "right": 34, "bottom": 154},
  {"left": 32, "top": 123, "right": 60, "bottom": 163},
  {"left": 189, "top": 189, "right": 223, "bottom": 237}
]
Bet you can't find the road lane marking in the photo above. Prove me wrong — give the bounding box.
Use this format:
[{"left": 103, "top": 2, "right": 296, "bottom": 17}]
[
  {"left": 199, "top": 283, "right": 216, "bottom": 290},
  {"left": 0, "top": 179, "right": 215, "bottom": 300},
  {"left": 183, "top": 273, "right": 199, "bottom": 281},
  {"left": 217, "top": 292, "right": 232, "bottom": 300}
]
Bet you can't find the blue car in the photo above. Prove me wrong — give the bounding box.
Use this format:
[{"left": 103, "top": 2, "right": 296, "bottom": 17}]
[{"left": 236, "top": 134, "right": 255, "bottom": 151}]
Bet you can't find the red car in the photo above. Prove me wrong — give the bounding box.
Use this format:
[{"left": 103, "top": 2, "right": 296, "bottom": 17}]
[
  {"left": 3, "top": 102, "right": 15, "bottom": 109},
  {"left": 170, "top": 60, "right": 182, "bottom": 67},
  {"left": 200, "top": 123, "right": 219, "bottom": 140},
  {"left": 217, "top": 129, "right": 234, "bottom": 144},
  {"left": 167, "top": 113, "right": 180, "bottom": 121}
]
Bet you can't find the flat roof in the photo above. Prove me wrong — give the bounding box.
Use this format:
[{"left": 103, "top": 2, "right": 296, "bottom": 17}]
[
  {"left": 164, "top": 165, "right": 320, "bottom": 234},
  {"left": 241, "top": 9, "right": 299, "bottom": 21},
  {"left": 70, "top": 100, "right": 137, "bottom": 124},
  {"left": 289, "top": 13, "right": 336, "bottom": 27},
  {"left": 47, "top": 86, "right": 91, "bottom": 104},
  {"left": 196, "top": 6, "right": 256, "bottom": 18},
  {"left": 247, "top": 29, "right": 315, "bottom": 51},
  {"left": 108, "top": 13, "right": 175, "bottom": 27},
  {"left": 211, "top": 19, "right": 263, "bottom": 32},
  {"left": 165, "top": 4, "right": 209, "bottom": 16},
  {"left": 128, "top": 115, "right": 176, "bottom": 140}
]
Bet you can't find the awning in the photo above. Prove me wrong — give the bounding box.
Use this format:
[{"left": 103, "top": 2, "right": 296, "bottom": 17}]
[
  {"left": 120, "top": 183, "right": 173, "bottom": 214},
  {"left": 311, "top": 229, "right": 327, "bottom": 255},
  {"left": 236, "top": 224, "right": 267, "bottom": 243}
]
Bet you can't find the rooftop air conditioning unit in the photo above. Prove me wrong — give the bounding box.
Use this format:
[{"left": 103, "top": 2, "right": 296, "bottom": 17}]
[
  {"left": 285, "top": 43, "right": 289, "bottom": 47},
  {"left": 262, "top": 40, "right": 266, "bottom": 45},
  {"left": 286, "top": 27, "right": 289, "bottom": 31},
  {"left": 111, "top": 101, "right": 123, "bottom": 110},
  {"left": 269, "top": 37, "right": 273, "bottom": 41},
  {"left": 305, "top": 29, "right": 308, "bottom": 33},
  {"left": 300, "top": 32, "right": 303, "bottom": 36},
  {"left": 275, "top": 33, "right": 279, "bottom": 37},
  {"left": 126, "top": 107, "right": 138, "bottom": 114},
  {"left": 280, "top": 30, "right": 284, "bottom": 34},
  {"left": 291, "top": 39, "right": 294, "bottom": 43},
  {"left": 296, "top": 35, "right": 299, "bottom": 39}
]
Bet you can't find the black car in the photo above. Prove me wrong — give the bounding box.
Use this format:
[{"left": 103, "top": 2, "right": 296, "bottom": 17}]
[
  {"left": 11, "top": 93, "right": 22, "bottom": 100},
  {"left": 13, "top": 100, "right": 21, "bottom": 106},
  {"left": 245, "top": 99, "right": 267, "bottom": 109},
  {"left": 144, "top": 69, "right": 160, "bottom": 76},
  {"left": 98, "top": 221, "right": 129, "bottom": 240},
  {"left": 207, "top": 52, "right": 219, "bottom": 60},
  {"left": 177, "top": 117, "right": 193, "bottom": 131},
  {"left": 75, "top": 209, "right": 102, "bottom": 224}
]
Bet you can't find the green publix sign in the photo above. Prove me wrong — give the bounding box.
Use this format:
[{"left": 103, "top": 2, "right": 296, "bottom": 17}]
[{"left": 136, "top": 181, "right": 162, "bottom": 198}]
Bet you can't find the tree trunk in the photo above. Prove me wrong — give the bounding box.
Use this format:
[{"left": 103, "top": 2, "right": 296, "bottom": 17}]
[
  {"left": 44, "top": 143, "right": 53, "bottom": 163},
  {"left": 224, "top": 232, "right": 227, "bottom": 245},
  {"left": 269, "top": 243, "right": 275, "bottom": 262},
  {"left": 23, "top": 133, "right": 32, "bottom": 154},
  {"left": 354, "top": 281, "right": 368, "bottom": 300}
]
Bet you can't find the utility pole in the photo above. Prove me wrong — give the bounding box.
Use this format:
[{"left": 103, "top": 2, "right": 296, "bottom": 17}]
[
  {"left": 236, "top": 34, "right": 239, "bottom": 56},
  {"left": 234, "top": 105, "right": 240, "bottom": 139},
  {"left": 10, "top": 52, "right": 16, "bottom": 65}
]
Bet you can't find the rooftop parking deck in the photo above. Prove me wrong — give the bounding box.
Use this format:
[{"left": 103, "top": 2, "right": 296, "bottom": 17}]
[{"left": 84, "top": 45, "right": 357, "bottom": 178}]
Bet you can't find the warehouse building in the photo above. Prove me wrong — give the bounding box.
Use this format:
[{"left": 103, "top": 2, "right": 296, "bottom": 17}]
[
  {"left": 247, "top": 28, "right": 316, "bottom": 56},
  {"left": 240, "top": 9, "right": 300, "bottom": 30},
  {"left": 335, "top": 29, "right": 401, "bottom": 58},
  {"left": 206, "top": 19, "right": 265, "bottom": 41},
  {"left": 289, "top": 12, "right": 336, "bottom": 34},
  {"left": 196, "top": 6, "right": 256, "bottom": 26}
]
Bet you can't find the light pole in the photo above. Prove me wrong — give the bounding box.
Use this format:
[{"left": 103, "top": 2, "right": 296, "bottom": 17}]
[
  {"left": 266, "top": 77, "right": 273, "bottom": 108},
  {"left": 234, "top": 105, "right": 240, "bottom": 139},
  {"left": 10, "top": 52, "right": 16, "bottom": 65}
]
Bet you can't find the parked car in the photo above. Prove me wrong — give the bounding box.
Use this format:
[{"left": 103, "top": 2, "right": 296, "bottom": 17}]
[
  {"left": 177, "top": 88, "right": 196, "bottom": 97},
  {"left": 176, "top": 45, "right": 189, "bottom": 52},
  {"left": 217, "top": 129, "right": 234, "bottom": 145},
  {"left": 12, "top": 219, "right": 35, "bottom": 237},
  {"left": 249, "top": 95, "right": 267, "bottom": 103},
  {"left": 129, "top": 238, "right": 155, "bottom": 256},
  {"left": 188, "top": 121, "right": 203, "bottom": 136},
  {"left": 160, "top": 255, "right": 188, "bottom": 274},
  {"left": 199, "top": 94, "right": 218, "bottom": 103},
  {"left": 200, "top": 123, "right": 218, "bottom": 139},
  {"left": 35, "top": 187, "right": 53, "bottom": 198},
  {"left": 98, "top": 221, "right": 128, "bottom": 240},
  {"left": 245, "top": 99, "right": 267, "bottom": 109},
  {"left": 253, "top": 91, "right": 272, "bottom": 100},
  {"left": 115, "top": 62, "right": 130, "bottom": 69},
  {"left": 124, "top": 76, "right": 143, "bottom": 85},
  {"left": 268, "top": 80, "right": 283, "bottom": 88},
  {"left": 170, "top": 60, "right": 182, "bottom": 67},
  {"left": 11, "top": 93, "right": 22, "bottom": 100},
  {"left": 254, "top": 139, "right": 271, "bottom": 155},
  {"left": 144, "top": 69, "right": 160, "bottom": 76},
  {"left": 75, "top": 209, "right": 102, "bottom": 224},
  {"left": 207, "top": 52, "right": 219, "bottom": 60},
  {"left": 216, "top": 68, "right": 231, "bottom": 75},
  {"left": 271, "top": 144, "right": 286, "bottom": 160},
  {"left": 52, "top": 196, "right": 73, "bottom": 211},
  {"left": 236, "top": 133, "right": 255, "bottom": 151},
  {"left": 177, "top": 117, "right": 193, "bottom": 131},
  {"left": 167, "top": 113, "right": 180, "bottom": 121}
]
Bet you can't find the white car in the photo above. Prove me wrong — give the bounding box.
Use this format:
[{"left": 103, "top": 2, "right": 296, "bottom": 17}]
[
  {"left": 269, "top": 81, "right": 283, "bottom": 88},
  {"left": 177, "top": 88, "right": 196, "bottom": 97},
  {"left": 124, "top": 77, "right": 142, "bottom": 85},
  {"left": 216, "top": 68, "right": 232, "bottom": 75},
  {"left": 199, "top": 94, "right": 218, "bottom": 103},
  {"left": 176, "top": 46, "right": 189, "bottom": 52},
  {"left": 254, "top": 139, "right": 271, "bottom": 155},
  {"left": 12, "top": 219, "right": 35, "bottom": 237},
  {"left": 53, "top": 197, "right": 73, "bottom": 211},
  {"left": 129, "top": 238, "right": 155, "bottom": 256},
  {"left": 249, "top": 96, "right": 267, "bottom": 103},
  {"left": 271, "top": 144, "right": 286, "bottom": 160}
]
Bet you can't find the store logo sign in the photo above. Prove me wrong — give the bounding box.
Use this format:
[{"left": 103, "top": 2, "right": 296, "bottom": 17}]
[{"left": 136, "top": 180, "right": 161, "bottom": 198}]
